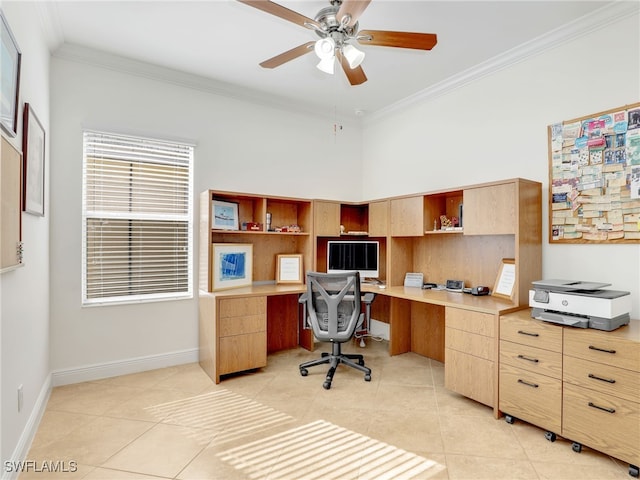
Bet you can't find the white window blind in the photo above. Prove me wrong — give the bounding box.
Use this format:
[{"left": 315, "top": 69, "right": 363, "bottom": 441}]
[{"left": 82, "top": 131, "right": 193, "bottom": 305}]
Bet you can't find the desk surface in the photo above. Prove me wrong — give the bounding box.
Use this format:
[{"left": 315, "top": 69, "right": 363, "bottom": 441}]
[{"left": 200, "top": 283, "right": 522, "bottom": 315}]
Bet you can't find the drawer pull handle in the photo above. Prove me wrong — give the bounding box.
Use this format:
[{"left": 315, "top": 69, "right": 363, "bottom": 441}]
[
  {"left": 517, "top": 379, "right": 539, "bottom": 388},
  {"left": 517, "top": 354, "right": 539, "bottom": 363},
  {"left": 588, "top": 345, "right": 616, "bottom": 354},
  {"left": 517, "top": 330, "right": 539, "bottom": 337},
  {"left": 588, "top": 402, "right": 615, "bottom": 414},
  {"left": 588, "top": 373, "right": 616, "bottom": 384}
]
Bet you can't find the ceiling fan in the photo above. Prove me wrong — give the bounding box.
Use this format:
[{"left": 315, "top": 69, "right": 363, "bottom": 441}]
[{"left": 238, "top": 0, "right": 438, "bottom": 85}]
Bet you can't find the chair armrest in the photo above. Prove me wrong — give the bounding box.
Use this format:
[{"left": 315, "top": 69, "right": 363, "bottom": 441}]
[
  {"left": 298, "top": 292, "right": 308, "bottom": 304},
  {"left": 362, "top": 292, "right": 376, "bottom": 304}
]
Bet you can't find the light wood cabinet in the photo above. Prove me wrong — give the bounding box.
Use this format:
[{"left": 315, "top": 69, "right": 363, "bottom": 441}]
[
  {"left": 313, "top": 200, "right": 340, "bottom": 237},
  {"left": 368, "top": 200, "right": 388, "bottom": 237},
  {"left": 498, "top": 311, "right": 640, "bottom": 476},
  {"left": 463, "top": 182, "right": 516, "bottom": 235},
  {"left": 390, "top": 195, "right": 424, "bottom": 236},
  {"left": 499, "top": 310, "right": 563, "bottom": 434},
  {"left": 562, "top": 326, "right": 640, "bottom": 473},
  {"left": 444, "top": 307, "right": 496, "bottom": 407}
]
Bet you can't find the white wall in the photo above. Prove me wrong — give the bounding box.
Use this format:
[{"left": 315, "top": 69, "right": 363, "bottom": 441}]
[
  {"left": 362, "top": 13, "right": 640, "bottom": 318},
  {"left": 0, "top": 2, "right": 51, "bottom": 470},
  {"left": 49, "top": 56, "right": 363, "bottom": 376}
]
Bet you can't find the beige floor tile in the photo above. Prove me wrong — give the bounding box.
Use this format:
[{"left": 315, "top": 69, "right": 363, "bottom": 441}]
[
  {"left": 95, "top": 365, "right": 182, "bottom": 389},
  {"left": 445, "top": 454, "right": 539, "bottom": 480},
  {"left": 366, "top": 409, "right": 444, "bottom": 454},
  {"left": 26, "top": 416, "right": 154, "bottom": 467},
  {"left": 45, "top": 383, "right": 143, "bottom": 416},
  {"left": 28, "top": 410, "right": 97, "bottom": 449},
  {"left": 439, "top": 415, "right": 527, "bottom": 460},
  {"left": 101, "top": 423, "right": 213, "bottom": 478},
  {"left": 83, "top": 467, "right": 173, "bottom": 479},
  {"left": 152, "top": 363, "right": 215, "bottom": 393},
  {"left": 532, "top": 459, "right": 630, "bottom": 479},
  {"left": 102, "top": 387, "right": 198, "bottom": 422}
]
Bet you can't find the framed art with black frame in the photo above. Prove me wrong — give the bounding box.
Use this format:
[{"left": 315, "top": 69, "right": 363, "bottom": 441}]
[
  {"left": 1, "top": 11, "right": 22, "bottom": 137},
  {"left": 23, "top": 103, "right": 45, "bottom": 216}
]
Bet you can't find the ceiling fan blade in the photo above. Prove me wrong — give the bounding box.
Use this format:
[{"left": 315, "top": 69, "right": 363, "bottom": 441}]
[
  {"left": 357, "top": 30, "right": 438, "bottom": 50},
  {"left": 237, "top": 0, "right": 321, "bottom": 30},
  {"left": 336, "top": 50, "right": 367, "bottom": 86},
  {"left": 337, "top": 0, "right": 371, "bottom": 28},
  {"left": 259, "top": 42, "right": 315, "bottom": 69}
]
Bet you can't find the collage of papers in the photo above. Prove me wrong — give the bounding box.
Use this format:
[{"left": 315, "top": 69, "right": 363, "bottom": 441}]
[{"left": 549, "top": 102, "right": 640, "bottom": 242}]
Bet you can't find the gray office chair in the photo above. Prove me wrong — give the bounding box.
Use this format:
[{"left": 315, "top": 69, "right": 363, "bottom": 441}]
[{"left": 299, "top": 271, "right": 372, "bottom": 389}]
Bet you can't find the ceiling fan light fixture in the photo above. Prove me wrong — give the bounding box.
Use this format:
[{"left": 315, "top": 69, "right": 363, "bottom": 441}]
[
  {"left": 314, "top": 37, "right": 335, "bottom": 59},
  {"left": 342, "top": 43, "right": 365, "bottom": 69},
  {"left": 316, "top": 56, "right": 335, "bottom": 74}
]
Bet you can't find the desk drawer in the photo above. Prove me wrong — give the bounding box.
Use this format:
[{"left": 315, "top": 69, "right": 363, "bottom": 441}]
[
  {"left": 446, "top": 327, "right": 494, "bottom": 361},
  {"left": 499, "top": 362, "right": 562, "bottom": 433},
  {"left": 219, "top": 332, "right": 267, "bottom": 375},
  {"left": 219, "top": 314, "right": 265, "bottom": 337},
  {"left": 564, "top": 355, "right": 640, "bottom": 403},
  {"left": 446, "top": 308, "right": 495, "bottom": 337},
  {"left": 564, "top": 327, "right": 639, "bottom": 372},
  {"left": 219, "top": 296, "right": 266, "bottom": 319},
  {"left": 562, "top": 382, "right": 640, "bottom": 466},
  {"left": 500, "top": 314, "right": 562, "bottom": 352},
  {"left": 500, "top": 340, "right": 562, "bottom": 379}
]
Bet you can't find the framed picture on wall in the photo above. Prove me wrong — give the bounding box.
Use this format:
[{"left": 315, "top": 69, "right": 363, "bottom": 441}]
[
  {"left": 211, "top": 243, "right": 253, "bottom": 291},
  {"left": 1, "top": 11, "right": 22, "bottom": 137},
  {"left": 211, "top": 199, "right": 239, "bottom": 230},
  {"left": 22, "top": 103, "right": 46, "bottom": 216}
]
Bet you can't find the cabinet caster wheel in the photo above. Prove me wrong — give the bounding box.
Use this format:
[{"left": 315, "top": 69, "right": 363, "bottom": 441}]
[
  {"left": 364, "top": 374, "right": 371, "bottom": 381},
  {"left": 505, "top": 415, "right": 515, "bottom": 424},
  {"left": 544, "top": 431, "right": 557, "bottom": 442},
  {"left": 629, "top": 464, "right": 639, "bottom": 478},
  {"left": 572, "top": 442, "right": 582, "bottom": 453},
  {"left": 323, "top": 381, "right": 331, "bottom": 390},
  {"left": 300, "top": 368, "right": 308, "bottom": 377}
]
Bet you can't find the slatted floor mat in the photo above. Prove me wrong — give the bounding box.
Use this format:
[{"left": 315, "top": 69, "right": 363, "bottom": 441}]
[{"left": 218, "top": 420, "right": 445, "bottom": 480}]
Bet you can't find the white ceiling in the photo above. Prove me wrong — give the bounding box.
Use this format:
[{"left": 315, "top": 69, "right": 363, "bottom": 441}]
[{"left": 39, "top": 0, "right": 627, "bottom": 119}]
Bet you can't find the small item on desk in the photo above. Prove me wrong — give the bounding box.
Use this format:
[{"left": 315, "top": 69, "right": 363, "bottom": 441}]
[
  {"left": 445, "top": 279, "right": 464, "bottom": 292},
  {"left": 422, "top": 282, "right": 437, "bottom": 289},
  {"left": 472, "top": 286, "right": 490, "bottom": 296}
]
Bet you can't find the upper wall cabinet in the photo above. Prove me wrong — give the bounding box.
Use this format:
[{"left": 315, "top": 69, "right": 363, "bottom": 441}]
[
  {"left": 390, "top": 196, "right": 424, "bottom": 236},
  {"left": 368, "top": 200, "right": 389, "bottom": 237},
  {"left": 463, "top": 182, "right": 517, "bottom": 235},
  {"left": 313, "top": 201, "right": 340, "bottom": 237}
]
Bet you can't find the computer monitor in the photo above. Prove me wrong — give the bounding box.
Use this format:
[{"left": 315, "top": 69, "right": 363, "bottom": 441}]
[{"left": 326, "top": 240, "right": 379, "bottom": 279}]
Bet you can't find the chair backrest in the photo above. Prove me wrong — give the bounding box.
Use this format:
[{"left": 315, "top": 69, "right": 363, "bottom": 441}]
[{"left": 305, "top": 271, "right": 362, "bottom": 343}]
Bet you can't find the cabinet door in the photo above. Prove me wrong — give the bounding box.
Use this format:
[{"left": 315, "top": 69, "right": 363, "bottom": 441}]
[
  {"left": 368, "top": 200, "right": 389, "bottom": 237},
  {"left": 390, "top": 196, "right": 424, "bottom": 236},
  {"left": 314, "top": 201, "right": 341, "bottom": 236},
  {"left": 463, "top": 183, "right": 516, "bottom": 235}
]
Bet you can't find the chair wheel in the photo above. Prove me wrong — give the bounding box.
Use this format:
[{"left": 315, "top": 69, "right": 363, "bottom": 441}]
[
  {"left": 358, "top": 359, "right": 365, "bottom": 366},
  {"left": 364, "top": 374, "right": 371, "bottom": 381},
  {"left": 300, "top": 368, "right": 308, "bottom": 377},
  {"left": 323, "top": 381, "right": 331, "bottom": 389}
]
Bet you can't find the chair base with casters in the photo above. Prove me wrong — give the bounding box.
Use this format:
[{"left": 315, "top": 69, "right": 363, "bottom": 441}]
[{"left": 299, "top": 341, "right": 372, "bottom": 390}]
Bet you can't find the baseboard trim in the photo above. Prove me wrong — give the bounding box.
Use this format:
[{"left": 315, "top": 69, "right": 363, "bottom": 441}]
[
  {"left": 2, "top": 375, "right": 52, "bottom": 480},
  {"left": 51, "top": 348, "right": 199, "bottom": 387}
]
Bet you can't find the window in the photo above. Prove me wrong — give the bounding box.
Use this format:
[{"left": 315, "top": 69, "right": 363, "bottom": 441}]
[{"left": 82, "top": 131, "right": 193, "bottom": 305}]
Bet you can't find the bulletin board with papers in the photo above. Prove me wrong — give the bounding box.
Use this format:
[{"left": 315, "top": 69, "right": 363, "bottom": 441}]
[{"left": 548, "top": 102, "right": 640, "bottom": 243}]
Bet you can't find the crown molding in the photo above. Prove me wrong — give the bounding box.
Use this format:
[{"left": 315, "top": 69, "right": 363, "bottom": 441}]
[{"left": 365, "top": 1, "right": 639, "bottom": 123}]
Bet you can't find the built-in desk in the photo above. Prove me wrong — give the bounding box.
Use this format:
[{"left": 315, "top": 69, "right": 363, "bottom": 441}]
[{"left": 199, "top": 283, "right": 523, "bottom": 417}]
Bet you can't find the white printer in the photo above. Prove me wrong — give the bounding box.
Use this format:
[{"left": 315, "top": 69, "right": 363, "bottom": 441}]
[{"left": 529, "top": 279, "right": 631, "bottom": 331}]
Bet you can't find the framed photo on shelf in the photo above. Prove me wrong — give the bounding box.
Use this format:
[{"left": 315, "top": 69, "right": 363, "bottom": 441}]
[
  {"left": 492, "top": 258, "right": 516, "bottom": 300},
  {"left": 1, "top": 11, "right": 21, "bottom": 137},
  {"left": 276, "top": 254, "right": 303, "bottom": 284},
  {"left": 22, "top": 103, "right": 45, "bottom": 216},
  {"left": 211, "top": 243, "right": 253, "bottom": 291},
  {"left": 211, "top": 199, "right": 239, "bottom": 230}
]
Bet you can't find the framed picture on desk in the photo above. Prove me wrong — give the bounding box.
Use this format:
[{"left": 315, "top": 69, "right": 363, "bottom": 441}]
[
  {"left": 211, "top": 243, "right": 253, "bottom": 290},
  {"left": 492, "top": 258, "right": 516, "bottom": 300},
  {"left": 276, "top": 254, "right": 303, "bottom": 284}
]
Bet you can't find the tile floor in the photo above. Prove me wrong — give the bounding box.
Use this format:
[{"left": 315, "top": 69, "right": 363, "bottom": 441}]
[{"left": 21, "top": 339, "right": 632, "bottom": 479}]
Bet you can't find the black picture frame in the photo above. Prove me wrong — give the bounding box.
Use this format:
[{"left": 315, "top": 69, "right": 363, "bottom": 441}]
[
  {"left": 23, "top": 103, "right": 45, "bottom": 216},
  {"left": 1, "top": 10, "right": 22, "bottom": 137}
]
